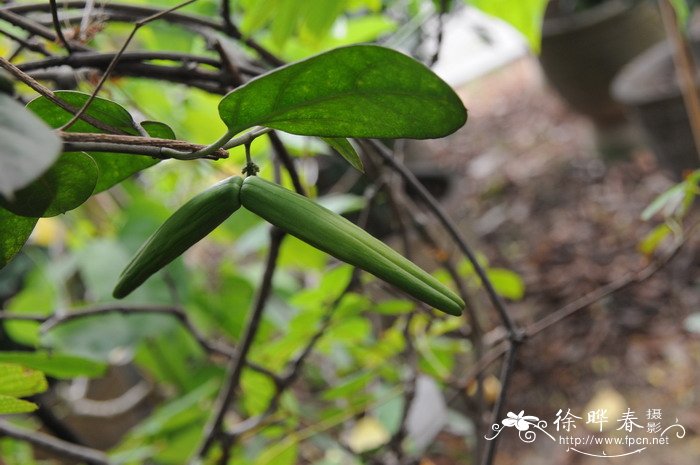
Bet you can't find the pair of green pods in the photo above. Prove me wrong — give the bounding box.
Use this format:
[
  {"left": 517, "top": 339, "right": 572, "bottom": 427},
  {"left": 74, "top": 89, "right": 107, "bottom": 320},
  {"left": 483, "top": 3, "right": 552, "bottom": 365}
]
[{"left": 113, "top": 176, "right": 464, "bottom": 316}]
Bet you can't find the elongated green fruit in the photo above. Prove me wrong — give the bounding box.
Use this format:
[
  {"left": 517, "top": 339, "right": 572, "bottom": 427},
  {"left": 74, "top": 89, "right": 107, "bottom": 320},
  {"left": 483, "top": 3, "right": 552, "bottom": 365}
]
[
  {"left": 240, "top": 176, "right": 465, "bottom": 316},
  {"left": 113, "top": 176, "right": 243, "bottom": 299}
]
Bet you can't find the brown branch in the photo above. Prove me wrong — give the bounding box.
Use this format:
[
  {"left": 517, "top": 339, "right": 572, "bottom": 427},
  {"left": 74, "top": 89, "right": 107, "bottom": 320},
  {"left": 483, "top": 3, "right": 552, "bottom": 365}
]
[
  {"left": 480, "top": 344, "right": 518, "bottom": 465},
  {"left": 59, "top": 132, "right": 229, "bottom": 160},
  {"left": 658, "top": 0, "right": 700, "bottom": 161},
  {"left": 0, "top": 8, "right": 90, "bottom": 51},
  {"left": 0, "top": 419, "right": 111, "bottom": 465}
]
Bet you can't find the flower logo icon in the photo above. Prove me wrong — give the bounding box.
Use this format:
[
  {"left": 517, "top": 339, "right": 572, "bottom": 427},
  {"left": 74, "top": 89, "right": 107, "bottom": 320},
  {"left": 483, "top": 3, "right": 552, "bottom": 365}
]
[{"left": 502, "top": 410, "right": 540, "bottom": 431}]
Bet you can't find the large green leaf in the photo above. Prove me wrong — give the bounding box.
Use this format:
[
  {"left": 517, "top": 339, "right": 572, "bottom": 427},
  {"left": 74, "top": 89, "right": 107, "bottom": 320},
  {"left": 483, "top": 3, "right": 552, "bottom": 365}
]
[
  {"left": 27, "top": 91, "right": 160, "bottom": 194},
  {"left": 218, "top": 45, "right": 467, "bottom": 138},
  {"left": 0, "top": 352, "right": 107, "bottom": 379},
  {"left": 0, "top": 152, "right": 98, "bottom": 217},
  {"left": 0, "top": 208, "right": 37, "bottom": 268},
  {"left": 0, "top": 94, "right": 62, "bottom": 198}
]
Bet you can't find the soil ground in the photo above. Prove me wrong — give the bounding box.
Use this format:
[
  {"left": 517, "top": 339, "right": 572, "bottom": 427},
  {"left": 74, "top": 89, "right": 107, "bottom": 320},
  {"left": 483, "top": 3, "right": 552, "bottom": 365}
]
[{"left": 417, "top": 56, "right": 700, "bottom": 464}]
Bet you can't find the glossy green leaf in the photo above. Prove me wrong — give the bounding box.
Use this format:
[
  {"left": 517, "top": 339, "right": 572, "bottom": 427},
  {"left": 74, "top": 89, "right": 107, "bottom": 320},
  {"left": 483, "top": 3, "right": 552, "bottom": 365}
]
[
  {"left": 27, "top": 91, "right": 159, "bottom": 193},
  {"left": 0, "top": 208, "right": 37, "bottom": 268},
  {"left": 323, "top": 137, "right": 363, "bottom": 172},
  {"left": 0, "top": 94, "right": 62, "bottom": 198},
  {"left": 218, "top": 45, "right": 467, "bottom": 139},
  {"left": 0, "top": 153, "right": 98, "bottom": 217},
  {"left": 0, "top": 352, "right": 107, "bottom": 379}
]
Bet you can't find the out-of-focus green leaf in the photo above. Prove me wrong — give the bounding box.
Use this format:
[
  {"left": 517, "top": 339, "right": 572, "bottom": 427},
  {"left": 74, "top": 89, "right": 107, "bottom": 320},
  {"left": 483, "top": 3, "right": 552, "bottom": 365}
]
[
  {"left": 241, "top": 369, "right": 276, "bottom": 415},
  {"left": 641, "top": 183, "right": 686, "bottom": 220},
  {"left": 487, "top": 268, "right": 525, "bottom": 300},
  {"left": 0, "top": 94, "right": 62, "bottom": 199},
  {"left": 374, "top": 299, "right": 414, "bottom": 315},
  {"left": 0, "top": 152, "right": 98, "bottom": 217},
  {"left": 3, "top": 265, "right": 57, "bottom": 347},
  {"left": 638, "top": 223, "right": 673, "bottom": 256},
  {"left": 322, "top": 371, "right": 373, "bottom": 400},
  {"left": 0, "top": 352, "right": 106, "bottom": 379},
  {"left": 0, "top": 363, "right": 47, "bottom": 413},
  {"left": 469, "top": 0, "right": 547, "bottom": 52},
  {"left": 218, "top": 45, "right": 467, "bottom": 139},
  {"left": 42, "top": 312, "right": 178, "bottom": 361},
  {"left": 0, "top": 208, "right": 37, "bottom": 268},
  {"left": 669, "top": 0, "right": 690, "bottom": 27},
  {"left": 0, "top": 395, "right": 37, "bottom": 414}
]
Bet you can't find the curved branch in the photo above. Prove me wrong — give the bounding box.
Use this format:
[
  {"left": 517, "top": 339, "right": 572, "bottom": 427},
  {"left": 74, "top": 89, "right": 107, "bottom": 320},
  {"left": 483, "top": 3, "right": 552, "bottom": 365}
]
[{"left": 0, "top": 420, "right": 112, "bottom": 465}]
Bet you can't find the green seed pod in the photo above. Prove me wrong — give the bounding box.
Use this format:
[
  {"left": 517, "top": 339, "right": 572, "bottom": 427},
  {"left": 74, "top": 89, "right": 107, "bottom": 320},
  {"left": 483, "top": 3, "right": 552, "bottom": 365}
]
[
  {"left": 239, "top": 176, "right": 465, "bottom": 316},
  {"left": 113, "top": 176, "right": 243, "bottom": 299}
]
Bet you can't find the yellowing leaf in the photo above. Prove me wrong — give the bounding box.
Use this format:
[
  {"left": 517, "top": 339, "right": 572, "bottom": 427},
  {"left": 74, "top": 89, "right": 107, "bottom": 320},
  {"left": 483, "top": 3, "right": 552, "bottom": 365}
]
[
  {"left": 30, "top": 217, "right": 64, "bottom": 247},
  {"left": 346, "top": 416, "right": 390, "bottom": 453}
]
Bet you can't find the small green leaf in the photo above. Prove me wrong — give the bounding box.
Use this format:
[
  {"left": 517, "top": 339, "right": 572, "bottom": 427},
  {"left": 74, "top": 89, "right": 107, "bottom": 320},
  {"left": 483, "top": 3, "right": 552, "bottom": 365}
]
[
  {"left": 0, "top": 352, "right": 107, "bottom": 379},
  {"left": 0, "top": 94, "right": 62, "bottom": 198},
  {"left": 487, "top": 268, "right": 525, "bottom": 300},
  {"left": 218, "top": 45, "right": 467, "bottom": 139},
  {"left": 0, "top": 153, "right": 98, "bottom": 217},
  {"left": 638, "top": 223, "right": 673, "bottom": 256},
  {"left": 641, "top": 182, "right": 686, "bottom": 220},
  {"left": 0, "top": 363, "right": 47, "bottom": 398},
  {"left": 0, "top": 395, "right": 37, "bottom": 414},
  {"left": 323, "top": 137, "right": 363, "bottom": 172},
  {"left": 27, "top": 91, "right": 159, "bottom": 193},
  {"left": 0, "top": 208, "right": 37, "bottom": 268},
  {"left": 141, "top": 120, "right": 176, "bottom": 140}
]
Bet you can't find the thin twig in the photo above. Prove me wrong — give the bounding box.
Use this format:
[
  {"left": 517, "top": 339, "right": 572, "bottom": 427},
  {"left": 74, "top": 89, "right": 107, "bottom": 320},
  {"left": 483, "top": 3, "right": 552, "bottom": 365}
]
[
  {"left": 49, "top": 0, "right": 72, "bottom": 53},
  {"left": 0, "top": 27, "right": 52, "bottom": 56},
  {"left": 268, "top": 131, "right": 307, "bottom": 195},
  {"left": 0, "top": 419, "right": 112, "bottom": 465},
  {"left": 480, "top": 344, "right": 518, "bottom": 465},
  {"left": 190, "top": 228, "right": 285, "bottom": 464},
  {"left": 364, "top": 139, "right": 521, "bottom": 340},
  {"left": 0, "top": 56, "right": 125, "bottom": 134},
  {"left": 60, "top": 0, "right": 197, "bottom": 132},
  {"left": 0, "top": 8, "right": 90, "bottom": 51}
]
